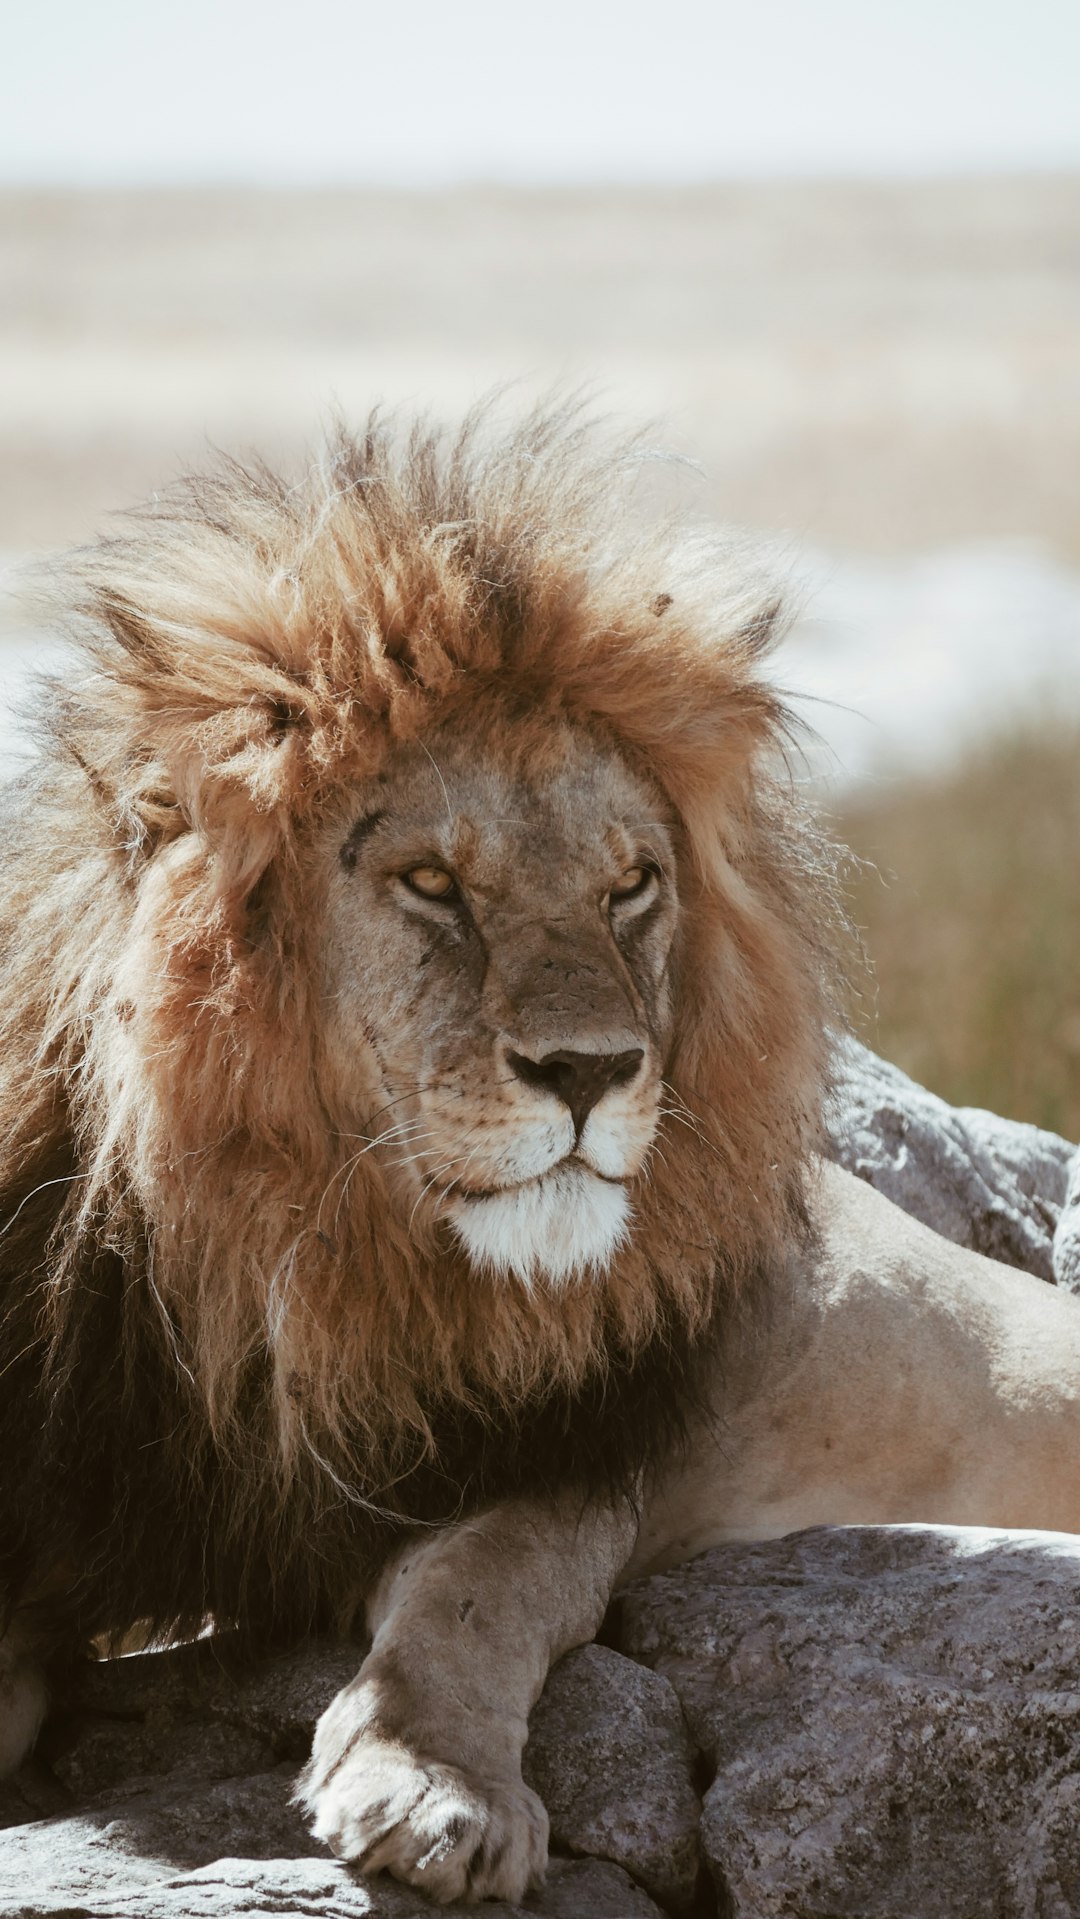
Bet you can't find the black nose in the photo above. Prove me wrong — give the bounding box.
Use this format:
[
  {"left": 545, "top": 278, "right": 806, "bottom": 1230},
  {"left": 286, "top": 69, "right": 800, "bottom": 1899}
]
[{"left": 507, "top": 1046, "right": 645, "bottom": 1136}]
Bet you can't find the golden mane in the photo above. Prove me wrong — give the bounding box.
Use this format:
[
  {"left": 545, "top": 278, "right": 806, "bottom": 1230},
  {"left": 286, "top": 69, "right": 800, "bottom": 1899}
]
[{"left": 0, "top": 401, "right": 843, "bottom": 1549}]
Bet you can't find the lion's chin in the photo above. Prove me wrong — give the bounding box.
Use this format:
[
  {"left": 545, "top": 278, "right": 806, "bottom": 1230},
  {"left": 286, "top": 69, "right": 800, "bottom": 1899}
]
[{"left": 445, "top": 1163, "right": 631, "bottom": 1289}]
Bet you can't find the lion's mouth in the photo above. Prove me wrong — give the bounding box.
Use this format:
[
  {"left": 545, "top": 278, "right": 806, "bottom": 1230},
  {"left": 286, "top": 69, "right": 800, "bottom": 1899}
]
[
  {"left": 443, "top": 1160, "right": 632, "bottom": 1287},
  {"left": 456, "top": 1157, "right": 627, "bottom": 1205}
]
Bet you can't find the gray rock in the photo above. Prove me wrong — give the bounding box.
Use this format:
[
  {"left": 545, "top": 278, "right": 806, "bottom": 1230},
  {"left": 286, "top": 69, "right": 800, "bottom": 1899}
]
[
  {"left": 1054, "top": 1151, "right": 1080, "bottom": 1293},
  {"left": 829, "top": 1036, "right": 1080, "bottom": 1286},
  {"left": 58, "top": 1634, "right": 365, "bottom": 1795},
  {"left": 616, "top": 1523, "right": 1080, "bottom": 1919},
  {"left": 6, "top": 1048, "right": 1080, "bottom": 1916},
  {"left": 3, "top": 1850, "right": 662, "bottom": 1918},
  {"left": 527, "top": 1858, "right": 667, "bottom": 1918},
  {"left": 524, "top": 1643, "right": 701, "bottom": 1912},
  {"left": 0, "top": 1765, "right": 320, "bottom": 1910},
  {"left": 0, "top": 1641, "right": 670, "bottom": 1918}
]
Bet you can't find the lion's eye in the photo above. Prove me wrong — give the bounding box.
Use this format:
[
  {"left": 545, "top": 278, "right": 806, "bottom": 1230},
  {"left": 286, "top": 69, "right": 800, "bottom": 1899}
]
[
  {"left": 609, "top": 865, "right": 657, "bottom": 904},
  {"left": 402, "top": 865, "right": 458, "bottom": 901}
]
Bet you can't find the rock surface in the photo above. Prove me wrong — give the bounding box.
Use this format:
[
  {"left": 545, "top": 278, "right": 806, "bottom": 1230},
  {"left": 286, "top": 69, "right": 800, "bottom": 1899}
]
[
  {"left": 1055, "top": 1151, "right": 1080, "bottom": 1293},
  {"left": 617, "top": 1524, "right": 1080, "bottom": 1919},
  {"left": 829, "top": 1037, "right": 1080, "bottom": 1287},
  {"left": 4, "top": 1848, "right": 661, "bottom": 1919},
  {"left": 523, "top": 1644, "right": 701, "bottom": 1913},
  {"left": 4, "top": 1048, "right": 1080, "bottom": 1918},
  {"left": 0, "top": 1637, "right": 679, "bottom": 1918}
]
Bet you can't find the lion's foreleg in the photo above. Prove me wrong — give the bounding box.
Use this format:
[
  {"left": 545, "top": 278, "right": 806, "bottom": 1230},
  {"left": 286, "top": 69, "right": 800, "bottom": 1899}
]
[
  {"left": 0, "top": 1623, "right": 50, "bottom": 1775},
  {"left": 297, "top": 1494, "right": 637, "bottom": 1905}
]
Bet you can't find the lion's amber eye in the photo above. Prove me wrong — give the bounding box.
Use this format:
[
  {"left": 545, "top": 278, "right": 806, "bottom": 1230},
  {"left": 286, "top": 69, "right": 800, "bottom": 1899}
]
[
  {"left": 403, "top": 865, "right": 457, "bottom": 901},
  {"left": 609, "top": 865, "right": 655, "bottom": 902}
]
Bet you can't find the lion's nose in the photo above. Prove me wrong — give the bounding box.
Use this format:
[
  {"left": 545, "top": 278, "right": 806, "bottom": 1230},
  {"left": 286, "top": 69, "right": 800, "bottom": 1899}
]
[{"left": 507, "top": 1045, "right": 645, "bottom": 1136}]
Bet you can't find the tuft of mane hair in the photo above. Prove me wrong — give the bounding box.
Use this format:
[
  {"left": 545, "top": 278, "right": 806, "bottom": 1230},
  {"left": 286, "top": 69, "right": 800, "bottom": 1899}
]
[{"left": 0, "top": 399, "right": 846, "bottom": 1650}]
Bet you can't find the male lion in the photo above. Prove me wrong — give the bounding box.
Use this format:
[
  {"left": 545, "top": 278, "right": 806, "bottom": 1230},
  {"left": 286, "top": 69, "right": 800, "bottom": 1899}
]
[{"left": 2, "top": 404, "right": 1080, "bottom": 1905}]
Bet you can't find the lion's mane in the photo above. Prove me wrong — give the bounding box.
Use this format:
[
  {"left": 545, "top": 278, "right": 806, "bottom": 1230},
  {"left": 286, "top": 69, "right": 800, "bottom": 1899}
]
[{"left": 0, "top": 402, "right": 844, "bottom": 1647}]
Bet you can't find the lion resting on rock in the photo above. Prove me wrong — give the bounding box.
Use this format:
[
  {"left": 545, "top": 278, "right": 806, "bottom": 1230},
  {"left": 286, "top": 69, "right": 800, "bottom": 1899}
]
[{"left": 2, "top": 404, "right": 1080, "bottom": 1904}]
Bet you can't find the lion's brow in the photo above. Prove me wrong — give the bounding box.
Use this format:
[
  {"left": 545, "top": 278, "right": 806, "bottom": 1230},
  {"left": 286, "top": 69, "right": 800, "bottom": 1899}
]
[{"left": 343, "top": 809, "right": 387, "bottom": 854}]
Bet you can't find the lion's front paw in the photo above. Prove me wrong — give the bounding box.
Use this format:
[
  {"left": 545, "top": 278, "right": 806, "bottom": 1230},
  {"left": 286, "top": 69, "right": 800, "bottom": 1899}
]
[{"left": 298, "top": 1732, "right": 549, "bottom": 1906}]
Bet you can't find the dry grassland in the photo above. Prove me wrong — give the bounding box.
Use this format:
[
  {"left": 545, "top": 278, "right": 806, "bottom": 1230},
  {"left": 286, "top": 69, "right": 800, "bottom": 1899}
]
[
  {"left": 2, "top": 179, "right": 1079, "bottom": 557},
  {"left": 1, "top": 182, "right": 1077, "bottom": 1134},
  {"left": 842, "top": 722, "right": 1080, "bottom": 1139}
]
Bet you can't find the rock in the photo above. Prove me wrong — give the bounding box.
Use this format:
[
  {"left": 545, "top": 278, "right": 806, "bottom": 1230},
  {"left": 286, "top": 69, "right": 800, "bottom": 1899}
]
[
  {"left": 2, "top": 1847, "right": 661, "bottom": 1918},
  {"left": 530, "top": 1859, "right": 668, "bottom": 1918},
  {"left": 1054, "top": 1151, "right": 1080, "bottom": 1293},
  {"left": 829, "top": 1036, "right": 1080, "bottom": 1286},
  {"left": 0, "top": 1766, "right": 320, "bottom": 1910},
  {"left": 524, "top": 1642, "right": 701, "bottom": 1912},
  {"left": 61, "top": 1634, "right": 365, "bottom": 1793},
  {"left": 616, "top": 1523, "right": 1080, "bottom": 1919},
  {"left": 0, "top": 1641, "right": 670, "bottom": 1918},
  {"left": 6, "top": 1048, "right": 1080, "bottom": 1915}
]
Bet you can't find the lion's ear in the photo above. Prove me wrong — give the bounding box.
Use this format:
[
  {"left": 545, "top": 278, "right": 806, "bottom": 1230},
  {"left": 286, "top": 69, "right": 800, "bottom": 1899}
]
[
  {"left": 61, "top": 518, "right": 326, "bottom": 818},
  {"left": 641, "top": 592, "right": 794, "bottom": 872},
  {"left": 70, "top": 565, "right": 327, "bottom": 896},
  {"left": 553, "top": 574, "right": 792, "bottom": 881},
  {"left": 657, "top": 686, "right": 793, "bottom": 881},
  {"left": 159, "top": 699, "right": 315, "bottom": 905},
  {"left": 72, "top": 670, "right": 317, "bottom": 909},
  {"left": 734, "top": 596, "right": 785, "bottom": 659}
]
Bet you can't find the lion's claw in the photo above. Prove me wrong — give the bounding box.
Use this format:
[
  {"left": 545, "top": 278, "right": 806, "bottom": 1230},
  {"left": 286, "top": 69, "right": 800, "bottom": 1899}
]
[{"left": 299, "top": 1732, "right": 549, "bottom": 1905}]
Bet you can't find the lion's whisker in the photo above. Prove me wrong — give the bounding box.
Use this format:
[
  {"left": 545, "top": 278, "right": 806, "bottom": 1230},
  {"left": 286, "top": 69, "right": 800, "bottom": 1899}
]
[
  {"left": 318, "top": 1121, "right": 433, "bottom": 1208},
  {"left": 320, "top": 1128, "right": 427, "bottom": 1235},
  {"left": 406, "top": 1155, "right": 477, "bottom": 1234},
  {"left": 0, "top": 1171, "right": 91, "bottom": 1244},
  {"left": 385, "top": 1144, "right": 445, "bottom": 1171},
  {"left": 331, "top": 1119, "right": 428, "bottom": 1145},
  {"left": 660, "top": 1083, "right": 715, "bottom": 1139},
  {"left": 418, "top": 738, "right": 455, "bottom": 828}
]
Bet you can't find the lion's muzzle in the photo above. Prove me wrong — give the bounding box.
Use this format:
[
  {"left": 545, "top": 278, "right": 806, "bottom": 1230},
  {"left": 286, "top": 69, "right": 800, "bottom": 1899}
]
[
  {"left": 445, "top": 1160, "right": 634, "bottom": 1289},
  {"left": 505, "top": 1044, "right": 645, "bottom": 1138}
]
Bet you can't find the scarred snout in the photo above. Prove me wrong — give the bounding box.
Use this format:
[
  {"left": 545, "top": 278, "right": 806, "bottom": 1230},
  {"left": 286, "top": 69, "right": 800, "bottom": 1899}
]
[
  {"left": 321, "top": 716, "right": 680, "bottom": 1287},
  {"left": 412, "top": 903, "right": 671, "bottom": 1287}
]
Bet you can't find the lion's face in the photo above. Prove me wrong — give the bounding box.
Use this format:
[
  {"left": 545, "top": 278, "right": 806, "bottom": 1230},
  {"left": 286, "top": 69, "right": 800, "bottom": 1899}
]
[{"left": 316, "top": 715, "right": 679, "bottom": 1287}]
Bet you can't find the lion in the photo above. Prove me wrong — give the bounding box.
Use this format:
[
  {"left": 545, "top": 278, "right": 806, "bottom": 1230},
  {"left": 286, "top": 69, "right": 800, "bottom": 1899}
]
[{"left": 2, "top": 401, "right": 1080, "bottom": 1905}]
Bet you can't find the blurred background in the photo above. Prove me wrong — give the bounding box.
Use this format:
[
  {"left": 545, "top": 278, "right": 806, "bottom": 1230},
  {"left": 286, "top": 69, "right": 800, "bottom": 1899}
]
[{"left": 2, "top": 0, "right": 1078, "bottom": 1133}]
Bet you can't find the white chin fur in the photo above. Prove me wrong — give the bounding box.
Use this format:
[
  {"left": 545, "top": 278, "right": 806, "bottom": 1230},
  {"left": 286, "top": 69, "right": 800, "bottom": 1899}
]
[{"left": 446, "top": 1163, "right": 631, "bottom": 1287}]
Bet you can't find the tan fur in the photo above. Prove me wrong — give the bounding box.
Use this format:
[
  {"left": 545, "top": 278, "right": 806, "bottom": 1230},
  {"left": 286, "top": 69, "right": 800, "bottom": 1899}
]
[
  {"left": 298, "top": 1166, "right": 1080, "bottom": 1903},
  {"left": 6, "top": 401, "right": 841, "bottom": 1507},
  {"left": 27, "top": 402, "right": 1073, "bottom": 1907},
  {"left": 300, "top": 1494, "right": 636, "bottom": 1901}
]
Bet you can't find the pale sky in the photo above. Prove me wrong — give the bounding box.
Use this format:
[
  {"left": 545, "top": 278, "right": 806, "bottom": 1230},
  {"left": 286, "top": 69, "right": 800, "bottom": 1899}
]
[{"left": 4, "top": 0, "right": 1079, "bottom": 185}]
